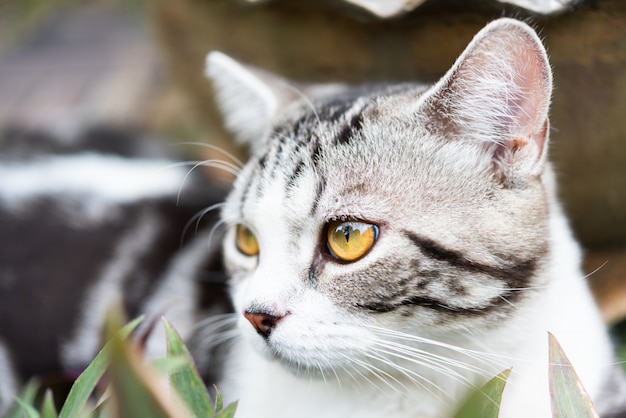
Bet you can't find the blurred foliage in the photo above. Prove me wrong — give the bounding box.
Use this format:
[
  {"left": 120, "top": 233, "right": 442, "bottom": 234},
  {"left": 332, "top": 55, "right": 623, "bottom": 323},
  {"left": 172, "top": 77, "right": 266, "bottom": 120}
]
[
  {"left": 5, "top": 315, "right": 236, "bottom": 418},
  {"left": 454, "top": 369, "right": 511, "bottom": 418},
  {"left": 548, "top": 333, "right": 600, "bottom": 417}
]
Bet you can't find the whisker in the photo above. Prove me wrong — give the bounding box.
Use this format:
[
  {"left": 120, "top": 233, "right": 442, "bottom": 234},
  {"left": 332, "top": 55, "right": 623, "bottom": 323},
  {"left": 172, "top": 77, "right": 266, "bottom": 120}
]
[
  {"left": 341, "top": 357, "right": 389, "bottom": 395},
  {"left": 190, "top": 313, "right": 238, "bottom": 333},
  {"left": 175, "top": 142, "right": 245, "bottom": 168},
  {"left": 317, "top": 348, "right": 343, "bottom": 390},
  {"left": 498, "top": 294, "right": 517, "bottom": 308},
  {"left": 181, "top": 203, "right": 225, "bottom": 244},
  {"left": 191, "top": 314, "right": 239, "bottom": 351},
  {"left": 339, "top": 352, "right": 405, "bottom": 397},
  {"left": 202, "top": 329, "right": 240, "bottom": 349},
  {"left": 160, "top": 160, "right": 241, "bottom": 177},
  {"left": 361, "top": 351, "right": 425, "bottom": 395},
  {"left": 314, "top": 356, "right": 329, "bottom": 387},
  {"left": 207, "top": 219, "right": 227, "bottom": 249},
  {"left": 177, "top": 160, "right": 240, "bottom": 205},
  {"left": 365, "top": 326, "right": 501, "bottom": 362},
  {"left": 583, "top": 260, "right": 608, "bottom": 281},
  {"left": 365, "top": 325, "right": 537, "bottom": 375},
  {"left": 368, "top": 343, "right": 482, "bottom": 390},
  {"left": 274, "top": 81, "right": 322, "bottom": 127},
  {"left": 362, "top": 349, "right": 447, "bottom": 403}
]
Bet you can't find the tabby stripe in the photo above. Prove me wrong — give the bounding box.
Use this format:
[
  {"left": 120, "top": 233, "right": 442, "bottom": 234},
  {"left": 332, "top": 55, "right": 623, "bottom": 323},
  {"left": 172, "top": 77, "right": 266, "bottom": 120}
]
[
  {"left": 310, "top": 136, "right": 322, "bottom": 165},
  {"left": 269, "top": 134, "right": 290, "bottom": 180},
  {"left": 404, "top": 231, "right": 540, "bottom": 289},
  {"left": 238, "top": 169, "right": 255, "bottom": 217},
  {"left": 334, "top": 112, "right": 364, "bottom": 145},
  {"left": 286, "top": 159, "right": 305, "bottom": 190},
  {"left": 358, "top": 293, "right": 519, "bottom": 316}
]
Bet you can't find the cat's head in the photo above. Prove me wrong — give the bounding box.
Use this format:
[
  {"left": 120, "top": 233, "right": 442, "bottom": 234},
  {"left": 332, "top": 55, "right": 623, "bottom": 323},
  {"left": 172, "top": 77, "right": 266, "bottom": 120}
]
[{"left": 207, "top": 18, "right": 553, "bottom": 376}]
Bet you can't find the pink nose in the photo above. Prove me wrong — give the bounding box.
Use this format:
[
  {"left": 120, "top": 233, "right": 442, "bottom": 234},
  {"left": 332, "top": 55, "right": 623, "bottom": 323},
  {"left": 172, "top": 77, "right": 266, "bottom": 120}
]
[{"left": 243, "top": 310, "right": 285, "bottom": 339}]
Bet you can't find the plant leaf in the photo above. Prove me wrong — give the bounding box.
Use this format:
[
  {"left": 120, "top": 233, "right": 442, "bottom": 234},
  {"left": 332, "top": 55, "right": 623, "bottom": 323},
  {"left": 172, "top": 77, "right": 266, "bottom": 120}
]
[
  {"left": 108, "top": 322, "right": 188, "bottom": 418},
  {"left": 151, "top": 356, "right": 190, "bottom": 376},
  {"left": 214, "top": 386, "right": 223, "bottom": 412},
  {"left": 163, "top": 319, "right": 214, "bottom": 417},
  {"left": 214, "top": 402, "right": 238, "bottom": 418},
  {"left": 453, "top": 369, "right": 511, "bottom": 418},
  {"left": 548, "top": 332, "right": 599, "bottom": 418},
  {"left": 5, "top": 379, "right": 40, "bottom": 418},
  {"left": 40, "top": 389, "right": 59, "bottom": 418},
  {"left": 13, "top": 398, "right": 40, "bottom": 418},
  {"left": 58, "top": 316, "right": 143, "bottom": 418}
]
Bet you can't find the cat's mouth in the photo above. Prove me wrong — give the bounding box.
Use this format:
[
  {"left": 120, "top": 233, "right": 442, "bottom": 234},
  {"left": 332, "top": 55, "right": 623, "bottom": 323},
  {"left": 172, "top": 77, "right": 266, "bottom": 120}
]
[{"left": 242, "top": 316, "right": 370, "bottom": 377}]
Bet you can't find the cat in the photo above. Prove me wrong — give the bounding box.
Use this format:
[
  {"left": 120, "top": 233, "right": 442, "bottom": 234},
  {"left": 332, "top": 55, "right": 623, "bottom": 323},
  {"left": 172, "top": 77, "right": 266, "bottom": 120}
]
[
  {"left": 203, "top": 18, "right": 626, "bottom": 417},
  {"left": 0, "top": 126, "right": 230, "bottom": 415}
]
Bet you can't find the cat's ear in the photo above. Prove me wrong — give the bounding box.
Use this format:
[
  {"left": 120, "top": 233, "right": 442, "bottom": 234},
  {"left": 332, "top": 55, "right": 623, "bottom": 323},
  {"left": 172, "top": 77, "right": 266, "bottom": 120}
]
[
  {"left": 422, "top": 18, "right": 552, "bottom": 179},
  {"left": 206, "top": 52, "right": 299, "bottom": 147}
]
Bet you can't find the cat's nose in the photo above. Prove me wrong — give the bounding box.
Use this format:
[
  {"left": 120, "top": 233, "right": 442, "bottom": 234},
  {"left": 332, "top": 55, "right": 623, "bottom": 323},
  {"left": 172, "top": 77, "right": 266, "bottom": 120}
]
[{"left": 243, "top": 309, "right": 286, "bottom": 339}]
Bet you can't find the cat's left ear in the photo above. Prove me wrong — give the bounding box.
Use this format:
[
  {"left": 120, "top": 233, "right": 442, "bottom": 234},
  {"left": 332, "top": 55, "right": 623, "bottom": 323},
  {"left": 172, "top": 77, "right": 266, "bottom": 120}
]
[
  {"left": 422, "top": 18, "right": 552, "bottom": 179},
  {"left": 206, "top": 52, "right": 299, "bottom": 148}
]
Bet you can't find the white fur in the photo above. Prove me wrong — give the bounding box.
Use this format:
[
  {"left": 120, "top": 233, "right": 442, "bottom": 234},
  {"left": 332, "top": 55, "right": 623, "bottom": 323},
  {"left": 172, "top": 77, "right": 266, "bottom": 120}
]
[
  {"left": 0, "top": 154, "right": 185, "bottom": 221},
  {"left": 206, "top": 52, "right": 278, "bottom": 146}
]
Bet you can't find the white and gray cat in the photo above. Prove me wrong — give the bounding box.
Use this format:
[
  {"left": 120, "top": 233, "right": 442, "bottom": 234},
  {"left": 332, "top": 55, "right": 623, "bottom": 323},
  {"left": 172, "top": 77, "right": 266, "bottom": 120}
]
[
  {"left": 204, "top": 18, "right": 626, "bottom": 417},
  {"left": 2, "top": 17, "right": 626, "bottom": 418}
]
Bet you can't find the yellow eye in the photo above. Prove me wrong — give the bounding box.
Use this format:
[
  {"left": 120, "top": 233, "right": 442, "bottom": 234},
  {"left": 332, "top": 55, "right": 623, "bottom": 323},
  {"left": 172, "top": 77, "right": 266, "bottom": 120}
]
[
  {"left": 236, "top": 224, "right": 259, "bottom": 256},
  {"left": 326, "top": 221, "right": 378, "bottom": 262}
]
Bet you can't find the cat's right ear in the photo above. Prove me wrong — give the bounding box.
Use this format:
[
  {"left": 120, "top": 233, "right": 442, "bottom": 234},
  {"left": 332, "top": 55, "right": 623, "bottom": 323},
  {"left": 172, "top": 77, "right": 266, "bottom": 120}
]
[
  {"left": 420, "top": 18, "right": 552, "bottom": 181},
  {"left": 206, "top": 52, "right": 297, "bottom": 148}
]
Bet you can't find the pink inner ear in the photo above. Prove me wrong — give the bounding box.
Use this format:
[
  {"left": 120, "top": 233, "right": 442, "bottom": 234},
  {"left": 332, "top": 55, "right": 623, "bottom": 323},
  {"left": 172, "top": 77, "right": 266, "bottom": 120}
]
[
  {"left": 424, "top": 19, "right": 553, "bottom": 172},
  {"left": 458, "top": 27, "right": 551, "bottom": 142},
  {"left": 505, "top": 40, "right": 551, "bottom": 141}
]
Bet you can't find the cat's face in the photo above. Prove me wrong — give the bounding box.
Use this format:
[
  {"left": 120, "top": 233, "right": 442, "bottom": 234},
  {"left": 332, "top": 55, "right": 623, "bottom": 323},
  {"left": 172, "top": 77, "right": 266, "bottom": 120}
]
[{"left": 210, "top": 18, "right": 553, "bottom": 377}]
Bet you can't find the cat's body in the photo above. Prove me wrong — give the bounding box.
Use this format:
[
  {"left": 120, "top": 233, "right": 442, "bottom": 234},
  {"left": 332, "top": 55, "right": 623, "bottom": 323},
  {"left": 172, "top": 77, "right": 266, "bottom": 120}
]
[
  {"left": 0, "top": 127, "right": 229, "bottom": 414},
  {"left": 205, "top": 19, "right": 626, "bottom": 417}
]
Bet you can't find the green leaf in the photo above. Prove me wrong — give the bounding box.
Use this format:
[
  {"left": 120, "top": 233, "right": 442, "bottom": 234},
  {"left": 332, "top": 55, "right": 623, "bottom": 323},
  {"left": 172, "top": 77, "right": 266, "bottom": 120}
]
[
  {"left": 40, "top": 389, "right": 59, "bottom": 418},
  {"left": 163, "top": 319, "right": 214, "bottom": 417},
  {"left": 214, "top": 386, "right": 223, "bottom": 412},
  {"left": 108, "top": 323, "right": 186, "bottom": 418},
  {"left": 58, "top": 316, "right": 144, "bottom": 418},
  {"left": 453, "top": 369, "right": 511, "bottom": 418},
  {"left": 151, "top": 356, "right": 191, "bottom": 376},
  {"left": 5, "top": 379, "right": 40, "bottom": 418},
  {"left": 214, "top": 402, "right": 238, "bottom": 418},
  {"left": 13, "top": 398, "right": 40, "bottom": 418},
  {"left": 548, "top": 332, "right": 599, "bottom": 418}
]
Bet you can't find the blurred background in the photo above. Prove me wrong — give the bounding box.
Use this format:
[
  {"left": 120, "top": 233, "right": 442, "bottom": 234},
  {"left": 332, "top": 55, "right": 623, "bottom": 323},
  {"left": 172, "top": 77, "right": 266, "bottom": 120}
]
[{"left": 0, "top": 0, "right": 625, "bottom": 346}]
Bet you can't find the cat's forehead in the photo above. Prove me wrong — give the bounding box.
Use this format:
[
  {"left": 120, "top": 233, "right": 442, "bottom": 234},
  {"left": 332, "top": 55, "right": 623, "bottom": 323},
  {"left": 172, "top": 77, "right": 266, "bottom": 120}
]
[{"left": 268, "top": 82, "right": 428, "bottom": 152}]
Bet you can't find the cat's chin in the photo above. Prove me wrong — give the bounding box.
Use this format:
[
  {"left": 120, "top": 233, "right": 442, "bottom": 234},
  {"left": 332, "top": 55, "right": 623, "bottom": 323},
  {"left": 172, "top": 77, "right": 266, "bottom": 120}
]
[
  {"left": 271, "top": 353, "right": 335, "bottom": 379},
  {"left": 245, "top": 331, "right": 362, "bottom": 379}
]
